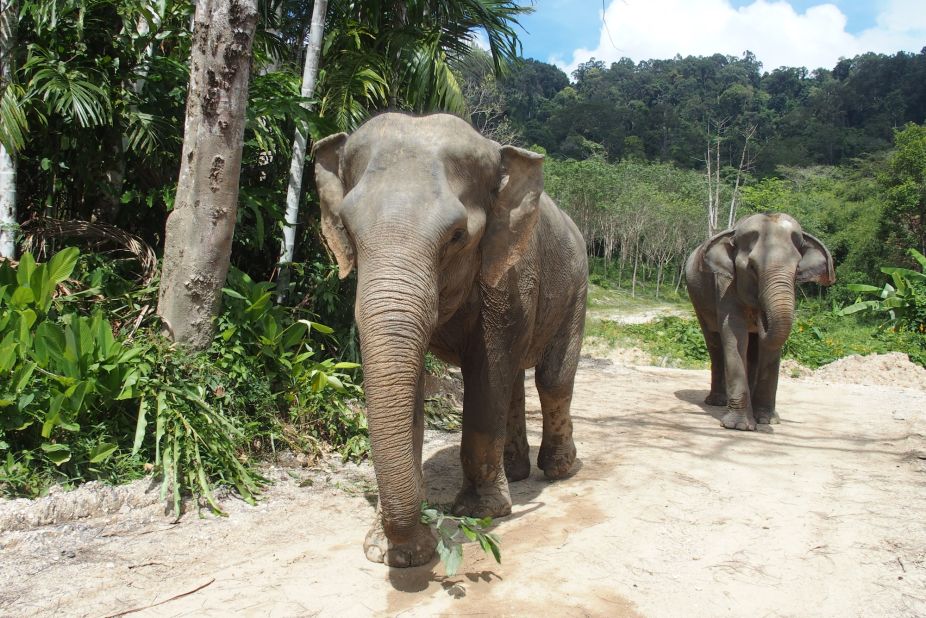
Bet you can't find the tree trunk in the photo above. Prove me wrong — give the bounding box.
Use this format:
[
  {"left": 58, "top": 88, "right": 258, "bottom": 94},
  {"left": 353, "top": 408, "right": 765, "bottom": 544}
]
[
  {"left": 726, "top": 125, "right": 755, "bottom": 229},
  {"left": 0, "top": 144, "right": 14, "bottom": 259},
  {"left": 0, "top": 0, "right": 17, "bottom": 258},
  {"left": 276, "top": 0, "right": 328, "bottom": 302},
  {"left": 655, "top": 262, "right": 663, "bottom": 298},
  {"left": 631, "top": 246, "right": 639, "bottom": 297},
  {"left": 157, "top": 0, "right": 259, "bottom": 349}
]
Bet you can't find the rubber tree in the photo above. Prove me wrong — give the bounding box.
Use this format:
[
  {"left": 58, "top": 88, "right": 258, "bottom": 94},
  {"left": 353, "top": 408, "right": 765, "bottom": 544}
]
[
  {"left": 0, "top": 0, "right": 17, "bottom": 259},
  {"left": 275, "top": 0, "right": 327, "bottom": 302},
  {"left": 157, "top": 0, "right": 259, "bottom": 348}
]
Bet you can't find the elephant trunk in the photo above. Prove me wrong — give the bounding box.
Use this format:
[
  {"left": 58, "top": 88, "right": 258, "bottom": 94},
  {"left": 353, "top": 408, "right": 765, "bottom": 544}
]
[
  {"left": 356, "top": 257, "right": 437, "bottom": 543},
  {"left": 758, "top": 268, "right": 796, "bottom": 350}
]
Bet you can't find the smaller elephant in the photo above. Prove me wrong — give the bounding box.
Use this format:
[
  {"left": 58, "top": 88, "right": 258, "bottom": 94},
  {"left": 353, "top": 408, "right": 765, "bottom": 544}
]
[{"left": 685, "top": 213, "right": 835, "bottom": 430}]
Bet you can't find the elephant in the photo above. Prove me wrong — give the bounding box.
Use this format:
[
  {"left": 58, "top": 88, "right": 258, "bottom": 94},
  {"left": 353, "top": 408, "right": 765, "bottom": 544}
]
[
  {"left": 312, "top": 113, "right": 588, "bottom": 568},
  {"left": 685, "top": 213, "right": 834, "bottom": 431}
]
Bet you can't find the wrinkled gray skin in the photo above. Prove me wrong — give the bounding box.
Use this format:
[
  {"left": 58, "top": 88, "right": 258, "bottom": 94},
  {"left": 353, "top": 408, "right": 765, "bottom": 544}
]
[
  {"left": 313, "top": 113, "right": 587, "bottom": 568},
  {"left": 685, "top": 213, "right": 834, "bottom": 431}
]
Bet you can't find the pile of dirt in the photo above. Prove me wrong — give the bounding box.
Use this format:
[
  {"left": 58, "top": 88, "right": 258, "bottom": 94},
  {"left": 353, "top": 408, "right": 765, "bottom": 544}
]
[
  {"left": 808, "top": 352, "right": 926, "bottom": 391},
  {"left": 582, "top": 337, "right": 654, "bottom": 366},
  {"left": 780, "top": 358, "right": 813, "bottom": 378}
]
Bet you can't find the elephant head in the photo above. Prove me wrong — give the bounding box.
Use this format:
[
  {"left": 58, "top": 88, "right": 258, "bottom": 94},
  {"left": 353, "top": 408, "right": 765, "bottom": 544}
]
[
  {"left": 312, "top": 113, "right": 544, "bottom": 566},
  {"left": 700, "top": 213, "right": 835, "bottom": 348}
]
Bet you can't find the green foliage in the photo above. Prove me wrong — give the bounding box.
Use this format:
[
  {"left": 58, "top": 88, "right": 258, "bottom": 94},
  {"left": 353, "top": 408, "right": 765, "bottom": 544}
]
[
  {"left": 0, "top": 249, "right": 363, "bottom": 506},
  {"left": 879, "top": 123, "right": 926, "bottom": 256},
  {"left": 587, "top": 297, "right": 923, "bottom": 370},
  {"left": 421, "top": 502, "right": 500, "bottom": 576},
  {"left": 837, "top": 249, "right": 926, "bottom": 365},
  {"left": 0, "top": 247, "right": 143, "bottom": 493},
  {"left": 839, "top": 249, "right": 926, "bottom": 329},
  {"left": 783, "top": 314, "right": 852, "bottom": 368},
  {"left": 592, "top": 316, "right": 708, "bottom": 368},
  {"left": 217, "top": 268, "right": 359, "bottom": 395},
  {"left": 424, "top": 396, "right": 462, "bottom": 432}
]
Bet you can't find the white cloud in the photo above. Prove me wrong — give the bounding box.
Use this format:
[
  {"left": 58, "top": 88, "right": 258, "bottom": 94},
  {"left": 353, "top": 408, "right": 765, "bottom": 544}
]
[{"left": 557, "top": 0, "right": 926, "bottom": 77}]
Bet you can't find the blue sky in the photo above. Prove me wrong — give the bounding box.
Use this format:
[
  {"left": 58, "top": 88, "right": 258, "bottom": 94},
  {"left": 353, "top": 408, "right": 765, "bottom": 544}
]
[{"left": 516, "top": 0, "right": 925, "bottom": 76}]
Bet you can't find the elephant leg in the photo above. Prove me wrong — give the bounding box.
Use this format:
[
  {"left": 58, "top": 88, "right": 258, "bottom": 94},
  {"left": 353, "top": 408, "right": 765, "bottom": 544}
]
[
  {"left": 534, "top": 315, "right": 582, "bottom": 480},
  {"left": 719, "top": 315, "right": 756, "bottom": 431},
  {"left": 754, "top": 347, "right": 782, "bottom": 425},
  {"left": 747, "top": 332, "right": 759, "bottom": 394},
  {"left": 363, "top": 367, "right": 435, "bottom": 566},
  {"left": 698, "top": 315, "right": 727, "bottom": 406},
  {"left": 453, "top": 350, "right": 513, "bottom": 519},
  {"left": 504, "top": 369, "right": 531, "bottom": 482},
  {"left": 535, "top": 372, "right": 577, "bottom": 480}
]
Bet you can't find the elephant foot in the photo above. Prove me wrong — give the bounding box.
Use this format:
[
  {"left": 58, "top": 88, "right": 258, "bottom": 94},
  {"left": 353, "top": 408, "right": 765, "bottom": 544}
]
[
  {"left": 756, "top": 409, "right": 780, "bottom": 425},
  {"left": 504, "top": 453, "right": 531, "bottom": 482},
  {"left": 704, "top": 392, "right": 728, "bottom": 406},
  {"left": 364, "top": 521, "right": 436, "bottom": 568},
  {"left": 538, "top": 436, "right": 577, "bottom": 480},
  {"left": 721, "top": 409, "right": 757, "bottom": 431},
  {"left": 452, "top": 479, "right": 512, "bottom": 519}
]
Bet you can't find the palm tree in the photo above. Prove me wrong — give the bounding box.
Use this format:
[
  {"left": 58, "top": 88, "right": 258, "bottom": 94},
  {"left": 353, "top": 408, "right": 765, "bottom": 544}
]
[
  {"left": 319, "top": 0, "right": 532, "bottom": 130},
  {"left": 272, "top": 0, "right": 531, "bottom": 301}
]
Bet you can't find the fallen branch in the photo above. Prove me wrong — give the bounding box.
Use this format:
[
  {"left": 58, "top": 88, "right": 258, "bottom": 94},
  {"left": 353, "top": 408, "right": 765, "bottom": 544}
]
[
  {"left": 20, "top": 217, "right": 157, "bottom": 284},
  {"left": 104, "top": 579, "right": 215, "bottom": 617}
]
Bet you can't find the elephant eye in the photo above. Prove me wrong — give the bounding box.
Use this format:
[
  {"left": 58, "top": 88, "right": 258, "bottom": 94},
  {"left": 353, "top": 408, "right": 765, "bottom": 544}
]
[{"left": 450, "top": 228, "right": 466, "bottom": 243}]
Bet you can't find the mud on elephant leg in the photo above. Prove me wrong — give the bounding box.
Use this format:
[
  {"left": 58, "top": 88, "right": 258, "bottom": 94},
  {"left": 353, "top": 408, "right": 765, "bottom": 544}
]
[
  {"left": 719, "top": 318, "right": 757, "bottom": 431},
  {"left": 504, "top": 370, "right": 531, "bottom": 482},
  {"left": 536, "top": 387, "right": 577, "bottom": 478},
  {"left": 699, "top": 318, "right": 727, "bottom": 407},
  {"left": 535, "top": 374, "right": 578, "bottom": 480},
  {"left": 453, "top": 364, "right": 514, "bottom": 518},
  {"left": 453, "top": 431, "right": 512, "bottom": 518},
  {"left": 753, "top": 351, "right": 782, "bottom": 425},
  {"left": 534, "top": 326, "right": 581, "bottom": 479}
]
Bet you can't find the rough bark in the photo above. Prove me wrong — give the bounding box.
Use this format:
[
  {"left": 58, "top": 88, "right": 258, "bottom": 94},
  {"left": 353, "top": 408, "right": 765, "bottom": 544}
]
[
  {"left": 0, "top": 0, "right": 17, "bottom": 258},
  {"left": 157, "top": 0, "right": 258, "bottom": 348},
  {"left": 276, "top": 0, "right": 328, "bottom": 302}
]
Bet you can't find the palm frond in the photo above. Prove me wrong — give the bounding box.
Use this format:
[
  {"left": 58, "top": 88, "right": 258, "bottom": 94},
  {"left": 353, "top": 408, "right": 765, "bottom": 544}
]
[
  {"left": 23, "top": 45, "right": 111, "bottom": 127},
  {"left": 0, "top": 83, "right": 28, "bottom": 153},
  {"left": 123, "top": 108, "right": 171, "bottom": 154}
]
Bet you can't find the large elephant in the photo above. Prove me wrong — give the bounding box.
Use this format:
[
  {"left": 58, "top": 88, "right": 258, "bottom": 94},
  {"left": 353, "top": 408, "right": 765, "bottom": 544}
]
[
  {"left": 312, "top": 113, "right": 588, "bottom": 567},
  {"left": 685, "top": 213, "right": 834, "bottom": 431}
]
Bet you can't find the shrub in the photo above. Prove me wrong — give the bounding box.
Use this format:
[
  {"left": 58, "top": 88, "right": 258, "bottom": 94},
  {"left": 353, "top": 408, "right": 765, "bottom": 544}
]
[
  {"left": 1, "top": 248, "right": 144, "bottom": 494},
  {"left": 0, "top": 250, "right": 365, "bottom": 510},
  {"left": 618, "top": 316, "right": 709, "bottom": 366},
  {"left": 838, "top": 247, "right": 926, "bottom": 365}
]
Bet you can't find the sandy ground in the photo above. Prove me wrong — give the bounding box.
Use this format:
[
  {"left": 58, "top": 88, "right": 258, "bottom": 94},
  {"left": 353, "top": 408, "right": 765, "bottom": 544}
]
[{"left": 2, "top": 352, "right": 926, "bottom": 617}]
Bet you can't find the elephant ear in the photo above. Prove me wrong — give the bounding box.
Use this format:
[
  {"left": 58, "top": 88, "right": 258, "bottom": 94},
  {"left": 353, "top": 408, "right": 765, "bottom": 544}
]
[
  {"left": 797, "top": 232, "right": 835, "bottom": 285},
  {"left": 480, "top": 145, "right": 544, "bottom": 287},
  {"left": 313, "top": 132, "right": 355, "bottom": 279},
  {"left": 700, "top": 229, "right": 736, "bottom": 278}
]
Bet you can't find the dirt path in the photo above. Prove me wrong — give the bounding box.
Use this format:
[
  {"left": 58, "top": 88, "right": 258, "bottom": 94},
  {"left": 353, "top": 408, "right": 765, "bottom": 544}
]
[{"left": 3, "top": 354, "right": 926, "bottom": 617}]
